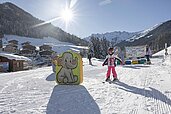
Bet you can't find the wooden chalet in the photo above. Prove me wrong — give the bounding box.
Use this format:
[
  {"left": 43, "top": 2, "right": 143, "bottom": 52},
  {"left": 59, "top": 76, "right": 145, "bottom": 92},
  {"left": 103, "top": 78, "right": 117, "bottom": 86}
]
[
  {"left": 0, "top": 53, "right": 31, "bottom": 72},
  {"left": 19, "top": 49, "right": 34, "bottom": 56},
  {"left": 22, "top": 44, "right": 36, "bottom": 50},
  {"left": 39, "top": 44, "right": 52, "bottom": 51},
  {"left": 39, "top": 50, "right": 53, "bottom": 57},
  {"left": 8, "top": 40, "right": 18, "bottom": 45},
  {"left": 3, "top": 44, "right": 18, "bottom": 53},
  {"left": 20, "top": 44, "right": 36, "bottom": 56},
  {"left": 21, "top": 41, "right": 31, "bottom": 46}
]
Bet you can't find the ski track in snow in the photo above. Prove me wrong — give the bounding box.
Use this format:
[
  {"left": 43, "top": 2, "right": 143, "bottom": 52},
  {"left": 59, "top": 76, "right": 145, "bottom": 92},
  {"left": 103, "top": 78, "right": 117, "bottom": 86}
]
[
  {"left": 0, "top": 56, "right": 171, "bottom": 114},
  {"left": 0, "top": 67, "right": 54, "bottom": 114}
]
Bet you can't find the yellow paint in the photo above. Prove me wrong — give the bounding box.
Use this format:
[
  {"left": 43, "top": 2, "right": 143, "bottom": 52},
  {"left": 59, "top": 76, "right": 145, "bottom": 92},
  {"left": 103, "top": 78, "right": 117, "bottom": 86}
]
[
  {"left": 132, "top": 60, "right": 139, "bottom": 64},
  {"left": 56, "top": 51, "right": 83, "bottom": 85}
]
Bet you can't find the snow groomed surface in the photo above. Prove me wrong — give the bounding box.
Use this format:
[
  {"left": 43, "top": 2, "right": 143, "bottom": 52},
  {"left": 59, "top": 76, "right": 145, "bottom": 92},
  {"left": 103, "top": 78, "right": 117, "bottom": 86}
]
[{"left": 0, "top": 54, "right": 171, "bottom": 114}]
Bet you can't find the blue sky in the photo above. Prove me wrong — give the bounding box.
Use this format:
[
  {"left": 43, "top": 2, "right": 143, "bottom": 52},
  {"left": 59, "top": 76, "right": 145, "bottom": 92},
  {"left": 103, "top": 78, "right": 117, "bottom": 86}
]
[{"left": 1, "top": 0, "right": 171, "bottom": 38}]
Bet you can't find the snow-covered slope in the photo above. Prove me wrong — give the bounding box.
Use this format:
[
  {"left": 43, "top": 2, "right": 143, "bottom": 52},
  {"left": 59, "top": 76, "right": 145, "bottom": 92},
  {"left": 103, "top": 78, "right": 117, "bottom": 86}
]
[
  {"left": 126, "top": 23, "right": 162, "bottom": 42},
  {"left": 153, "top": 46, "right": 171, "bottom": 66},
  {"left": 2, "top": 35, "right": 88, "bottom": 54},
  {"left": 0, "top": 56, "right": 171, "bottom": 113},
  {"left": 163, "top": 55, "right": 171, "bottom": 66},
  {"left": 84, "top": 31, "right": 138, "bottom": 44},
  {"left": 153, "top": 46, "right": 171, "bottom": 57}
]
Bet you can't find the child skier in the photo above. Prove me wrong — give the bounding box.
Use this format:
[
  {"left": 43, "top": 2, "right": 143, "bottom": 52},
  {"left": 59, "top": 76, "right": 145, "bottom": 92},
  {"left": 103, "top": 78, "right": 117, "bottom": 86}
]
[{"left": 102, "top": 47, "right": 123, "bottom": 82}]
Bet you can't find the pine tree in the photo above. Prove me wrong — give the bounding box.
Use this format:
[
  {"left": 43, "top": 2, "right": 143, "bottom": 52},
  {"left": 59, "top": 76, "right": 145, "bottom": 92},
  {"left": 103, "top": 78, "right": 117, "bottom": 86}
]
[{"left": 100, "top": 37, "right": 110, "bottom": 58}]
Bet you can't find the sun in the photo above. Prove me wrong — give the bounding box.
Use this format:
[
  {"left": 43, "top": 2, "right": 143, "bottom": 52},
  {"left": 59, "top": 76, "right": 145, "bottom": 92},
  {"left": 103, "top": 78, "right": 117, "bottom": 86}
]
[
  {"left": 61, "top": 8, "right": 74, "bottom": 23},
  {"left": 32, "top": 0, "right": 78, "bottom": 30}
]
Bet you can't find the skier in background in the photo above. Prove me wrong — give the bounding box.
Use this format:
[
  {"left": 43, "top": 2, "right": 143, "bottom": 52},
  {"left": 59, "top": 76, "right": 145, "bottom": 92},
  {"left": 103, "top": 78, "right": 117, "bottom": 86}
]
[
  {"left": 87, "top": 49, "right": 94, "bottom": 65},
  {"left": 102, "top": 47, "right": 123, "bottom": 82},
  {"left": 87, "top": 43, "right": 94, "bottom": 65},
  {"left": 164, "top": 43, "right": 169, "bottom": 56},
  {"left": 165, "top": 48, "right": 168, "bottom": 56},
  {"left": 145, "top": 45, "right": 152, "bottom": 64}
]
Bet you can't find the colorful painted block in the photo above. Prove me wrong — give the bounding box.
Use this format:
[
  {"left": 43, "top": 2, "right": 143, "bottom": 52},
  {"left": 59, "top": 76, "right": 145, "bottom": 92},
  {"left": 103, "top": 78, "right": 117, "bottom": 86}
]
[
  {"left": 141, "top": 59, "right": 146, "bottom": 64},
  {"left": 132, "top": 60, "right": 139, "bottom": 64},
  {"left": 56, "top": 51, "right": 83, "bottom": 85},
  {"left": 125, "top": 60, "right": 131, "bottom": 65},
  {"left": 138, "top": 59, "right": 146, "bottom": 64},
  {"left": 116, "top": 60, "right": 121, "bottom": 65}
]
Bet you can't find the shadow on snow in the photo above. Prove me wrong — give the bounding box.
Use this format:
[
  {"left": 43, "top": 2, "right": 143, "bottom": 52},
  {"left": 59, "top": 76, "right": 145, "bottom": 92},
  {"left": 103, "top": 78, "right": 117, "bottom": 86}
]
[
  {"left": 122, "top": 65, "right": 150, "bottom": 69},
  {"left": 46, "top": 73, "right": 56, "bottom": 81},
  {"left": 46, "top": 85, "right": 100, "bottom": 114},
  {"left": 115, "top": 81, "right": 171, "bottom": 106}
]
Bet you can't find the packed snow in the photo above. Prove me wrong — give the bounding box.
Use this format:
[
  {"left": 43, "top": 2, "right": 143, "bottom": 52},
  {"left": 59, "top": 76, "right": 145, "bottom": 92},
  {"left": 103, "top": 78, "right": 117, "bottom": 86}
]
[{"left": 0, "top": 52, "right": 171, "bottom": 113}]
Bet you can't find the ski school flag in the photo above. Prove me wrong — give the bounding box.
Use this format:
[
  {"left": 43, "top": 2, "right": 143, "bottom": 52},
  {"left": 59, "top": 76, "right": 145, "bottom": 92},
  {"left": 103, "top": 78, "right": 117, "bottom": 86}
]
[{"left": 55, "top": 51, "right": 83, "bottom": 85}]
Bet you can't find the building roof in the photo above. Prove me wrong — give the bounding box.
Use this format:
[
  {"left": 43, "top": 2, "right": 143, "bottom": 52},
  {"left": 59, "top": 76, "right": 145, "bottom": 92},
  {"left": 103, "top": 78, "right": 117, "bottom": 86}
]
[
  {"left": 0, "top": 53, "right": 31, "bottom": 61},
  {"left": 8, "top": 40, "right": 18, "bottom": 42},
  {"left": 39, "top": 50, "right": 53, "bottom": 56},
  {"left": 22, "top": 44, "right": 36, "bottom": 50}
]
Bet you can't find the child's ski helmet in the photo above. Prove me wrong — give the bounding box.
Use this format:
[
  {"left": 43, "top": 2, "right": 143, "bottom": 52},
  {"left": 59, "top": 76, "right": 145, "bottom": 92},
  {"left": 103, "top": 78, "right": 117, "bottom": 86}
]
[{"left": 108, "top": 47, "right": 114, "bottom": 51}]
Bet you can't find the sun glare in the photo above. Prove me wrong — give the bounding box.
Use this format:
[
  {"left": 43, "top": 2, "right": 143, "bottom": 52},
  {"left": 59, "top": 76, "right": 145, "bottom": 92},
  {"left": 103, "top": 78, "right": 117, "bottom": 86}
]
[
  {"left": 32, "top": 0, "right": 78, "bottom": 30},
  {"left": 61, "top": 8, "right": 73, "bottom": 23}
]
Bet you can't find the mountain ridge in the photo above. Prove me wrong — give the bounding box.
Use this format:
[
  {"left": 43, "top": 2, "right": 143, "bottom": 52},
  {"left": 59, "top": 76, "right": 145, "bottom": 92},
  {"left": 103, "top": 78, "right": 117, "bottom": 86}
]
[
  {"left": 85, "top": 20, "right": 171, "bottom": 53},
  {"left": 117, "top": 20, "right": 171, "bottom": 53},
  {"left": 0, "top": 2, "right": 88, "bottom": 46},
  {"left": 84, "top": 31, "right": 139, "bottom": 45}
]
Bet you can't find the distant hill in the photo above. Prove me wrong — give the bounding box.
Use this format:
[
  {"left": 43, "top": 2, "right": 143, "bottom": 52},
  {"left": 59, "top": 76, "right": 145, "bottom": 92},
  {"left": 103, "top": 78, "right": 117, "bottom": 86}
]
[
  {"left": 0, "top": 2, "right": 88, "bottom": 46},
  {"left": 117, "top": 20, "right": 171, "bottom": 53}
]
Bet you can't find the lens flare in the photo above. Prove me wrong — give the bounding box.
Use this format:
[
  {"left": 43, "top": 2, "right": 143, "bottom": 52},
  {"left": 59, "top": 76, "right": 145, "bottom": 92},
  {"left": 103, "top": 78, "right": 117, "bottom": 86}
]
[{"left": 32, "top": 0, "right": 78, "bottom": 31}]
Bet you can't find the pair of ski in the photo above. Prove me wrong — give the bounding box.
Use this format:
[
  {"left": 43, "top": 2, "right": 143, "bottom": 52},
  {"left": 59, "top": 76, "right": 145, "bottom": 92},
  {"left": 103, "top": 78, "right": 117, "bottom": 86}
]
[{"left": 102, "top": 79, "right": 119, "bottom": 84}]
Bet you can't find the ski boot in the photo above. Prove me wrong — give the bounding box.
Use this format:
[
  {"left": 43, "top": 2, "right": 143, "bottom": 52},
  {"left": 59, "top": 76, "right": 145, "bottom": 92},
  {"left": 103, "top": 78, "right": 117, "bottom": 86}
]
[
  {"left": 113, "top": 77, "right": 118, "bottom": 81},
  {"left": 105, "top": 77, "right": 110, "bottom": 82}
]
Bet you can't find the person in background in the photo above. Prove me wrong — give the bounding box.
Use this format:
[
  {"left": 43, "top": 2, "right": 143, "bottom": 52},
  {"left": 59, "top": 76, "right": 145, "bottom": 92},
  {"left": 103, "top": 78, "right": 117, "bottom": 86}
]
[
  {"left": 165, "top": 48, "right": 168, "bottom": 56},
  {"left": 87, "top": 48, "right": 94, "bottom": 65},
  {"left": 51, "top": 52, "right": 58, "bottom": 72},
  {"left": 145, "top": 45, "right": 152, "bottom": 64}
]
